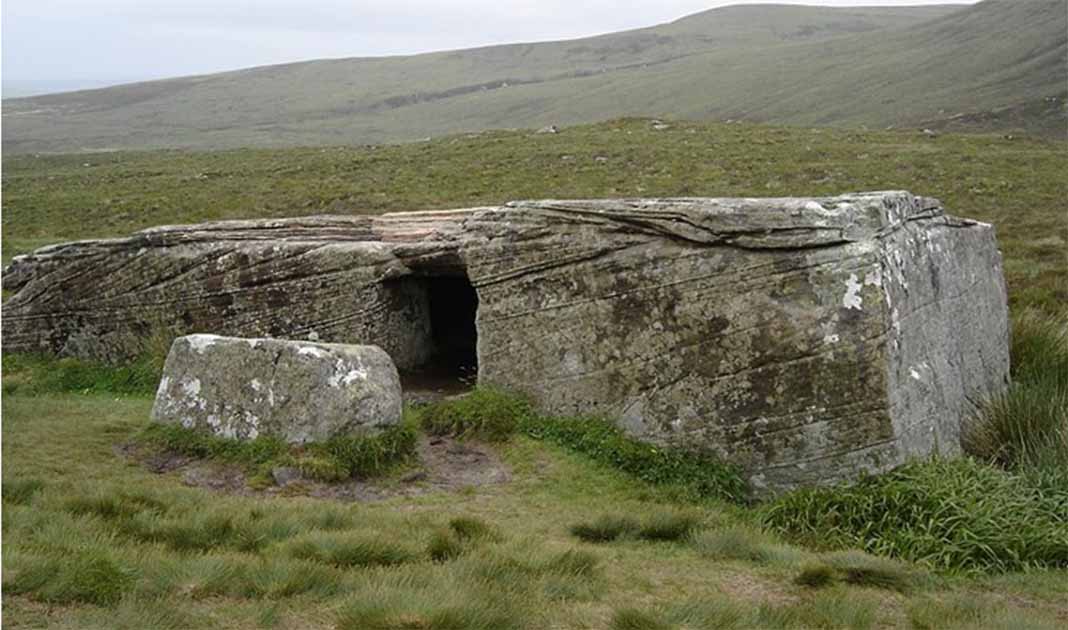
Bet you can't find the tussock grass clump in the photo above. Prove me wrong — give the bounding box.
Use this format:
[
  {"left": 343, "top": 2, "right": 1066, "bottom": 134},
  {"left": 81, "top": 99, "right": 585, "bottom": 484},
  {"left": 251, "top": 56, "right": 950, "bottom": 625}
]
[
  {"left": 2, "top": 353, "right": 163, "bottom": 397},
  {"left": 428, "top": 516, "right": 502, "bottom": 562},
  {"left": 693, "top": 526, "right": 777, "bottom": 563},
  {"left": 756, "top": 591, "right": 879, "bottom": 630},
  {"left": 610, "top": 608, "right": 673, "bottom": 630},
  {"left": 420, "top": 386, "right": 537, "bottom": 441},
  {"left": 570, "top": 514, "right": 640, "bottom": 543},
  {"left": 449, "top": 516, "right": 498, "bottom": 541},
  {"left": 427, "top": 529, "right": 466, "bottom": 562},
  {"left": 763, "top": 458, "right": 1068, "bottom": 573},
  {"left": 795, "top": 563, "right": 837, "bottom": 588},
  {"left": 6, "top": 551, "right": 135, "bottom": 606},
  {"left": 637, "top": 511, "right": 703, "bottom": 542},
  {"left": 571, "top": 510, "right": 703, "bottom": 544},
  {"left": 247, "top": 560, "right": 343, "bottom": 599},
  {"left": 826, "top": 550, "right": 915, "bottom": 591},
  {"left": 137, "top": 422, "right": 417, "bottom": 482},
  {"left": 333, "top": 546, "right": 597, "bottom": 629},
  {"left": 158, "top": 553, "right": 342, "bottom": 600},
  {"left": 642, "top": 591, "right": 882, "bottom": 630},
  {"left": 287, "top": 534, "right": 418, "bottom": 568},
  {"left": 139, "top": 423, "right": 289, "bottom": 466},
  {"left": 964, "top": 309, "right": 1068, "bottom": 472},
  {"left": 905, "top": 594, "right": 1064, "bottom": 630},
  {"left": 65, "top": 491, "right": 169, "bottom": 521},
  {"left": 308, "top": 426, "right": 420, "bottom": 479},
  {"left": 145, "top": 513, "right": 267, "bottom": 553},
  {"left": 794, "top": 551, "right": 915, "bottom": 592},
  {"left": 665, "top": 599, "right": 747, "bottom": 629},
  {"left": 544, "top": 549, "right": 599, "bottom": 577},
  {"left": 526, "top": 414, "right": 748, "bottom": 503},
  {"left": 2, "top": 478, "right": 44, "bottom": 505},
  {"left": 337, "top": 598, "right": 524, "bottom": 630}
]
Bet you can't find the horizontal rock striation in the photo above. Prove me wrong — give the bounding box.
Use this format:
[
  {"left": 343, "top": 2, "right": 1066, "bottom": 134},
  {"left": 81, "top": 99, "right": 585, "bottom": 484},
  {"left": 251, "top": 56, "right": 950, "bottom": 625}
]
[{"left": 2, "top": 192, "right": 1010, "bottom": 491}]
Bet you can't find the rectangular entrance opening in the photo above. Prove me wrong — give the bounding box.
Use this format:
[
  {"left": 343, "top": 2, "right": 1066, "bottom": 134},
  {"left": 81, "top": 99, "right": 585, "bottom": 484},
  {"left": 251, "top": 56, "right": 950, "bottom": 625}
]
[
  {"left": 393, "top": 273, "right": 479, "bottom": 396},
  {"left": 426, "top": 276, "right": 479, "bottom": 382}
]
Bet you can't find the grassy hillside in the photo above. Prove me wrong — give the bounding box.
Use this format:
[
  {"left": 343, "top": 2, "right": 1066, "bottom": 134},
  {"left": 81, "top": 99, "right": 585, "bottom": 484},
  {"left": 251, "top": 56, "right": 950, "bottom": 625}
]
[
  {"left": 6, "top": 1, "right": 1065, "bottom": 153},
  {"left": 4, "top": 117, "right": 1065, "bottom": 315}
]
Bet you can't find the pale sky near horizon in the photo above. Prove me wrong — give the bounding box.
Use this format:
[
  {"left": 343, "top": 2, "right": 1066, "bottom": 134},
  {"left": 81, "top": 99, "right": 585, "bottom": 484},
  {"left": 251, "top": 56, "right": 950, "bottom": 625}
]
[{"left": 3, "top": 0, "right": 976, "bottom": 84}]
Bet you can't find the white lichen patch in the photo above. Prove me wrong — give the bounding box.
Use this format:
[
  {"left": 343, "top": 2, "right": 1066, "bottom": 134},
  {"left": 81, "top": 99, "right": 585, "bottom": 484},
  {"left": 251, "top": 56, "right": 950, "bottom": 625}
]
[
  {"left": 328, "top": 358, "right": 368, "bottom": 388},
  {"left": 185, "top": 334, "right": 222, "bottom": 354},
  {"left": 181, "top": 378, "right": 201, "bottom": 397},
  {"left": 249, "top": 378, "right": 262, "bottom": 392},
  {"left": 341, "top": 368, "right": 367, "bottom": 386},
  {"left": 863, "top": 267, "right": 882, "bottom": 288},
  {"left": 298, "top": 346, "right": 329, "bottom": 359},
  {"left": 842, "top": 273, "right": 864, "bottom": 310},
  {"left": 909, "top": 362, "right": 931, "bottom": 382}
]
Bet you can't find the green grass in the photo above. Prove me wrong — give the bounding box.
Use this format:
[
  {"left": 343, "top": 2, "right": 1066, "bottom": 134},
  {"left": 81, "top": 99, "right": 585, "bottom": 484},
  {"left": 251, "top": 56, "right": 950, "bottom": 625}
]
[
  {"left": 522, "top": 411, "right": 749, "bottom": 503},
  {"left": 286, "top": 533, "right": 419, "bottom": 568},
  {"left": 762, "top": 458, "right": 1068, "bottom": 573},
  {"left": 617, "top": 589, "right": 890, "bottom": 630},
  {"left": 570, "top": 510, "right": 703, "bottom": 544},
  {"left": 796, "top": 551, "right": 916, "bottom": 593},
  {"left": 963, "top": 309, "right": 1068, "bottom": 471},
  {"left": 419, "top": 387, "right": 749, "bottom": 503},
  {"left": 136, "top": 419, "right": 419, "bottom": 483},
  {"left": 448, "top": 516, "right": 499, "bottom": 542},
  {"left": 3, "top": 391, "right": 1067, "bottom": 628},
  {"left": 420, "top": 386, "right": 537, "bottom": 442},
  {"left": 570, "top": 514, "right": 641, "bottom": 543},
  {"left": 1, "top": 353, "right": 164, "bottom": 397},
  {"left": 5, "top": 551, "right": 135, "bottom": 607}
]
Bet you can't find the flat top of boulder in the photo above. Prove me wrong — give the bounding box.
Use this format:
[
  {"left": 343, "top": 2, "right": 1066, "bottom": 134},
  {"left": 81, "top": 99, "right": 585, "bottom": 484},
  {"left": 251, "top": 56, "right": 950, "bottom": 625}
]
[{"left": 10, "top": 191, "right": 965, "bottom": 264}]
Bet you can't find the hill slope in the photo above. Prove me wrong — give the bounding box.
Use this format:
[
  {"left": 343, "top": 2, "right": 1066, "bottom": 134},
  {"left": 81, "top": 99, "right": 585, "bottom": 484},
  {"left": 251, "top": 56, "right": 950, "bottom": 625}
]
[{"left": 3, "top": 1, "right": 1065, "bottom": 153}]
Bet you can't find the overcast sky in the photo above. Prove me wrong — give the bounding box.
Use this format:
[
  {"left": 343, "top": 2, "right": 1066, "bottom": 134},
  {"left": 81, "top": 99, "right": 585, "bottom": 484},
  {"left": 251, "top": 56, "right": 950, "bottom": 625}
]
[{"left": 3, "top": 0, "right": 975, "bottom": 83}]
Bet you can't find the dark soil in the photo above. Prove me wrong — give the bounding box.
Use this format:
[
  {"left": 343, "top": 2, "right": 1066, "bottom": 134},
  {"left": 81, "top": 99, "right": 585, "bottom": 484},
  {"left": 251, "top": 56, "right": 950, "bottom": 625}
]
[{"left": 120, "top": 434, "right": 510, "bottom": 502}]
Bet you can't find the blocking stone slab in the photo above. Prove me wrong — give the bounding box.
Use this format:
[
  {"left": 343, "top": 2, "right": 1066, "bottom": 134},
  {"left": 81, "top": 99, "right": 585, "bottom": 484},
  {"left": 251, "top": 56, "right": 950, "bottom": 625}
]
[
  {"left": 151, "top": 335, "right": 402, "bottom": 443},
  {"left": 4, "top": 192, "right": 1009, "bottom": 492}
]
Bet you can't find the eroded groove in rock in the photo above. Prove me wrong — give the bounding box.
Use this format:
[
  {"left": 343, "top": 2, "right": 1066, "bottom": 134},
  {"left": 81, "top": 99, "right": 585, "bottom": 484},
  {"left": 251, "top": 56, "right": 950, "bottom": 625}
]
[{"left": 1, "top": 192, "right": 1009, "bottom": 492}]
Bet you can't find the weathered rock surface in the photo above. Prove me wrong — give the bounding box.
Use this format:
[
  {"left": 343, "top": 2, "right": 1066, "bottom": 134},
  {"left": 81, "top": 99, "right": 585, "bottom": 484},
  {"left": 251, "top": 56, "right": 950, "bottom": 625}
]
[
  {"left": 3, "top": 192, "right": 1010, "bottom": 491},
  {"left": 151, "top": 335, "right": 402, "bottom": 443}
]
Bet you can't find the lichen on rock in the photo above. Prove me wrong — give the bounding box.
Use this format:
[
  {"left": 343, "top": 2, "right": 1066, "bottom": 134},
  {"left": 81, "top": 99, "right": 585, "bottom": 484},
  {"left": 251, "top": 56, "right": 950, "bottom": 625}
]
[
  {"left": 151, "top": 335, "right": 402, "bottom": 443},
  {"left": 3, "top": 192, "right": 1010, "bottom": 491}
]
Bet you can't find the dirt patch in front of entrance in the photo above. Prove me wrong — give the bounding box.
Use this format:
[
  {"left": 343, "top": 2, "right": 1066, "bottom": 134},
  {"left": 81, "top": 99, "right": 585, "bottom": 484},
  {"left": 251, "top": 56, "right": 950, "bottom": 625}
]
[{"left": 119, "top": 434, "right": 510, "bottom": 502}]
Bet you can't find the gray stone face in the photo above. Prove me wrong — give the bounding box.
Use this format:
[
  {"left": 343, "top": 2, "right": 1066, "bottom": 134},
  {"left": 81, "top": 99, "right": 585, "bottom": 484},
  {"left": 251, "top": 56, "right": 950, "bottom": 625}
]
[
  {"left": 3, "top": 192, "right": 1010, "bottom": 491},
  {"left": 151, "top": 335, "right": 402, "bottom": 443}
]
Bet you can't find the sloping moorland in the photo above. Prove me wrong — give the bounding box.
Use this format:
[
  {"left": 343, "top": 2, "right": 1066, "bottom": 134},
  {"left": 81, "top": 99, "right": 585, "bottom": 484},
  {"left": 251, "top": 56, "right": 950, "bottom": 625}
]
[
  {"left": 3, "top": 0, "right": 1065, "bottom": 154},
  {"left": 2, "top": 118, "right": 1067, "bottom": 628}
]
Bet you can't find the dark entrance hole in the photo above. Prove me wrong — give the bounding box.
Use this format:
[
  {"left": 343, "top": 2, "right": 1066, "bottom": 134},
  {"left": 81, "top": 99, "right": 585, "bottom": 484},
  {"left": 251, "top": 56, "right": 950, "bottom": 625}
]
[
  {"left": 427, "top": 276, "right": 479, "bottom": 380},
  {"left": 399, "top": 274, "right": 479, "bottom": 395}
]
